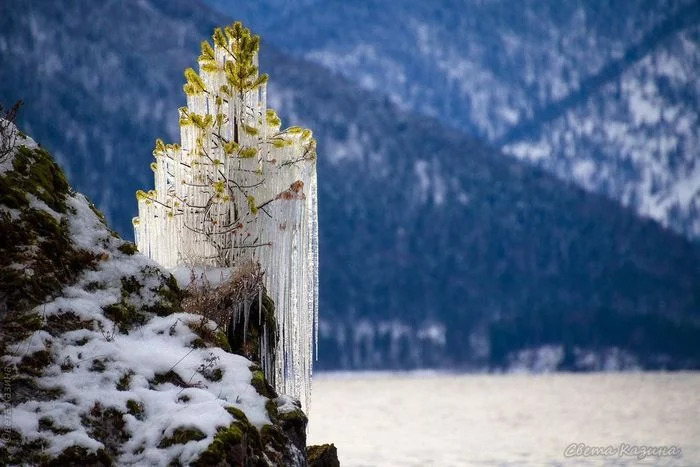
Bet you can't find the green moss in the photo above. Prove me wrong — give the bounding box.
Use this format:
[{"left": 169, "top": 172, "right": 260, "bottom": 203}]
[
  {"left": 38, "top": 416, "right": 71, "bottom": 435},
  {"left": 192, "top": 424, "right": 244, "bottom": 466},
  {"left": 85, "top": 280, "right": 105, "bottom": 291},
  {"left": 0, "top": 203, "right": 97, "bottom": 315},
  {"left": 126, "top": 399, "right": 145, "bottom": 420},
  {"left": 307, "top": 444, "right": 340, "bottom": 467},
  {"left": 75, "top": 336, "right": 90, "bottom": 346},
  {"left": 20, "top": 349, "right": 53, "bottom": 377},
  {"left": 150, "top": 272, "right": 183, "bottom": 317},
  {"left": 103, "top": 301, "right": 143, "bottom": 330},
  {"left": 121, "top": 275, "right": 142, "bottom": 296},
  {"left": 117, "top": 242, "right": 138, "bottom": 255},
  {"left": 250, "top": 369, "right": 274, "bottom": 398},
  {"left": 203, "top": 367, "right": 223, "bottom": 382},
  {"left": 0, "top": 142, "right": 102, "bottom": 318},
  {"left": 213, "top": 330, "right": 231, "bottom": 352},
  {"left": 0, "top": 145, "right": 69, "bottom": 213},
  {"left": 47, "top": 446, "right": 112, "bottom": 466},
  {"left": 0, "top": 429, "right": 51, "bottom": 466},
  {"left": 190, "top": 337, "right": 206, "bottom": 349},
  {"left": 46, "top": 311, "right": 94, "bottom": 336},
  {"left": 151, "top": 370, "right": 187, "bottom": 388},
  {"left": 277, "top": 407, "right": 306, "bottom": 424},
  {"left": 117, "top": 371, "right": 133, "bottom": 391},
  {"left": 186, "top": 320, "right": 232, "bottom": 353},
  {"left": 89, "top": 358, "right": 107, "bottom": 373},
  {"left": 259, "top": 423, "right": 285, "bottom": 447},
  {"left": 158, "top": 426, "right": 206, "bottom": 448},
  {"left": 0, "top": 312, "right": 42, "bottom": 357},
  {"left": 265, "top": 399, "right": 278, "bottom": 421},
  {"left": 103, "top": 302, "right": 131, "bottom": 323},
  {"left": 82, "top": 404, "right": 129, "bottom": 460},
  {"left": 225, "top": 406, "right": 249, "bottom": 424}
]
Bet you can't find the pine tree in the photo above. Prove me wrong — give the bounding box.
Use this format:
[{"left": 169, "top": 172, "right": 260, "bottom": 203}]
[{"left": 133, "top": 22, "right": 318, "bottom": 409}]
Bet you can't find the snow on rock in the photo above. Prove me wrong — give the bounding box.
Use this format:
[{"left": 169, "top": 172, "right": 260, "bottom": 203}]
[{"left": 0, "top": 124, "right": 309, "bottom": 466}]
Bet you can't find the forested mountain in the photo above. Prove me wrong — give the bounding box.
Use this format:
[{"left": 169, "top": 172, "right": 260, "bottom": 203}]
[
  {"left": 2, "top": 0, "right": 699, "bottom": 371},
  {"left": 204, "top": 0, "right": 700, "bottom": 240}
]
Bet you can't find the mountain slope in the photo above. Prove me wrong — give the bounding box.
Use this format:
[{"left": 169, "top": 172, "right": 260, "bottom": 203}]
[
  {"left": 203, "top": 0, "right": 700, "bottom": 240},
  {"left": 2, "top": 0, "right": 700, "bottom": 371}
]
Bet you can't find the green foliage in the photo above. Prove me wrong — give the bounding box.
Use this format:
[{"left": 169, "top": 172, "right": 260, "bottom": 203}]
[
  {"left": 246, "top": 195, "right": 258, "bottom": 215},
  {"left": 126, "top": 400, "right": 145, "bottom": 420},
  {"left": 117, "top": 241, "right": 138, "bottom": 255},
  {"left": 183, "top": 68, "right": 206, "bottom": 96},
  {"left": 117, "top": 371, "right": 133, "bottom": 391},
  {"left": 266, "top": 109, "right": 281, "bottom": 128},
  {"left": 139, "top": 20, "right": 317, "bottom": 239},
  {"left": 239, "top": 147, "right": 258, "bottom": 159}
]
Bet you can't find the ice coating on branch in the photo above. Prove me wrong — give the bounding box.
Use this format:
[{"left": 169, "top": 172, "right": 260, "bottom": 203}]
[{"left": 133, "top": 23, "right": 318, "bottom": 410}]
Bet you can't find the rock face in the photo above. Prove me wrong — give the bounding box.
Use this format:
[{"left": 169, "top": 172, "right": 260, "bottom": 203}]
[
  {"left": 307, "top": 444, "right": 341, "bottom": 467},
  {"left": 227, "top": 289, "right": 278, "bottom": 378},
  {"left": 0, "top": 124, "right": 328, "bottom": 465}
]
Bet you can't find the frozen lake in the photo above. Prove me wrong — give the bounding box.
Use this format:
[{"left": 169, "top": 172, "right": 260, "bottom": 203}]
[{"left": 307, "top": 372, "right": 700, "bottom": 466}]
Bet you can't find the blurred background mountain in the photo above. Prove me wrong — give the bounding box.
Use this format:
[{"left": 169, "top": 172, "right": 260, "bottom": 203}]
[{"left": 2, "top": 0, "right": 699, "bottom": 371}]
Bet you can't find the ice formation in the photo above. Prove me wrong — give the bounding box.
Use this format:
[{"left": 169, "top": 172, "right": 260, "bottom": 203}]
[{"left": 133, "top": 23, "right": 318, "bottom": 410}]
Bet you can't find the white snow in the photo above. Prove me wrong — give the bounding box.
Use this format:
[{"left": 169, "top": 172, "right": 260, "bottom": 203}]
[
  {"left": 12, "top": 313, "right": 269, "bottom": 464},
  {"left": 27, "top": 194, "right": 62, "bottom": 222},
  {"left": 0, "top": 121, "right": 37, "bottom": 175},
  {"left": 1, "top": 145, "right": 276, "bottom": 465}
]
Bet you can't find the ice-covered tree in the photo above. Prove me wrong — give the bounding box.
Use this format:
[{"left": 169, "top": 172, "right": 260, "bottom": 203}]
[{"left": 133, "top": 22, "right": 318, "bottom": 409}]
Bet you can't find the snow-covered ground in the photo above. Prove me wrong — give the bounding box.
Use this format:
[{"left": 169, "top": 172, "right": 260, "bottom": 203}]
[{"left": 1, "top": 126, "right": 302, "bottom": 465}]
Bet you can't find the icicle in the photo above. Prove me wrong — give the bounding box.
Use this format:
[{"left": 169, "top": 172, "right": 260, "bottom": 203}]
[{"left": 243, "top": 296, "right": 250, "bottom": 345}]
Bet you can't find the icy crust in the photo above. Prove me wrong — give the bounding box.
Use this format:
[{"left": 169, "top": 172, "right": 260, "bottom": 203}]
[{"left": 0, "top": 130, "right": 305, "bottom": 466}]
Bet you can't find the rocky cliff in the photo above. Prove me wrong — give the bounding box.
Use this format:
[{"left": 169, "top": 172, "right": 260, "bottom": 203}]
[{"left": 0, "top": 122, "right": 336, "bottom": 466}]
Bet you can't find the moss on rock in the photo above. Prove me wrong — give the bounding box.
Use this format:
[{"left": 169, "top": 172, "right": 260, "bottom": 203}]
[
  {"left": 0, "top": 132, "right": 325, "bottom": 466},
  {"left": 250, "top": 368, "right": 276, "bottom": 399},
  {"left": 158, "top": 426, "right": 207, "bottom": 448},
  {"left": 193, "top": 424, "right": 245, "bottom": 466},
  {"left": 38, "top": 416, "right": 72, "bottom": 435},
  {"left": 19, "top": 349, "right": 53, "bottom": 377},
  {"left": 47, "top": 446, "right": 112, "bottom": 466},
  {"left": 126, "top": 399, "right": 145, "bottom": 420},
  {"left": 151, "top": 370, "right": 188, "bottom": 388},
  {"left": 117, "top": 241, "right": 138, "bottom": 255},
  {"left": 81, "top": 403, "right": 130, "bottom": 460},
  {"left": 0, "top": 429, "right": 51, "bottom": 466},
  {"left": 307, "top": 444, "right": 340, "bottom": 467},
  {"left": 186, "top": 319, "right": 232, "bottom": 353},
  {"left": 0, "top": 143, "right": 102, "bottom": 317},
  {"left": 0, "top": 145, "right": 70, "bottom": 213},
  {"left": 45, "top": 311, "right": 95, "bottom": 336},
  {"left": 117, "top": 370, "right": 134, "bottom": 391}
]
